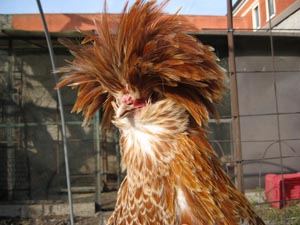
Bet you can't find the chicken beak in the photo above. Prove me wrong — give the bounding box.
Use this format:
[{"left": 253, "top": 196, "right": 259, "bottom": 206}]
[{"left": 116, "top": 102, "right": 135, "bottom": 118}]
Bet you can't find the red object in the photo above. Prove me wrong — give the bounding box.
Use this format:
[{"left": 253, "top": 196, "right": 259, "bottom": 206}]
[{"left": 265, "top": 173, "right": 300, "bottom": 208}]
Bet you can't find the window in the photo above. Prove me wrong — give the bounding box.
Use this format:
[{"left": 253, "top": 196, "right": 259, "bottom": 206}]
[
  {"left": 266, "top": 0, "right": 276, "bottom": 20},
  {"left": 252, "top": 5, "right": 260, "bottom": 29}
]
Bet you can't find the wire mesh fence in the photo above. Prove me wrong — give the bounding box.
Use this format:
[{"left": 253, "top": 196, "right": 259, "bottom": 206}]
[{"left": 0, "top": 1, "right": 300, "bottom": 224}]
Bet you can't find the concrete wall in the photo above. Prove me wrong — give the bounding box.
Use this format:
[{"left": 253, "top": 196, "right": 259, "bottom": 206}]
[
  {"left": 0, "top": 49, "right": 118, "bottom": 201},
  {"left": 235, "top": 46, "right": 300, "bottom": 189},
  {"left": 274, "top": 10, "right": 300, "bottom": 31},
  {"left": 200, "top": 33, "right": 300, "bottom": 189},
  {"left": 1, "top": 33, "right": 300, "bottom": 202}
]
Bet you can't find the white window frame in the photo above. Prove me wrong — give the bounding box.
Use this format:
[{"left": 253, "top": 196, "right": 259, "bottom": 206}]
[
  {"left": 252, "top": 4, "right": 261, "bottom": 30},
  {"left": 266, "top": 0, "right": 276, "bottom": 21}
]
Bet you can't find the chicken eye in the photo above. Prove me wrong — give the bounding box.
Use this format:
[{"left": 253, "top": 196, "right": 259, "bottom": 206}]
[{"left": 148, "top": 91, "right": 163, "bottom": 104}]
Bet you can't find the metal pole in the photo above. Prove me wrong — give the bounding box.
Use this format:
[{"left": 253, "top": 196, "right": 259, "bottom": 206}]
[
  {"left": 115, "top": 131, "right": 121, "bottom": 187},
  {"left": 35, "top": 1, "right": 74, "bottom": 224},
  {"left": 6, "top": 40, "right": 16, "bottom": 200},
  {"left": 266, "top": 2, "right": 286, "bottom": 211},
  {"left": 227, "top": 0, "right": 244, "bottom": 191},
  {"left": 94, "top": 110, "right": 102, "bottom": 211}
]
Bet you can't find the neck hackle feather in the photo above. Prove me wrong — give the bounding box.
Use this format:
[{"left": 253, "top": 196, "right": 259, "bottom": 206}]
[{"left": 56, "top": 0, "right": 265, "bottom": 224}]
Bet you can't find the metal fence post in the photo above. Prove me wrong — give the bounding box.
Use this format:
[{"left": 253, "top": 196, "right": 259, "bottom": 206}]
[{"left": 227, "top": 0, "right": 244, "bottom": 192}]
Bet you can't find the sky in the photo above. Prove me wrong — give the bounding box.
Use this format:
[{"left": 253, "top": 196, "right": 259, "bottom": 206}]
[{"left": 0, "top": 0, "right": 239, "bottom": 15}]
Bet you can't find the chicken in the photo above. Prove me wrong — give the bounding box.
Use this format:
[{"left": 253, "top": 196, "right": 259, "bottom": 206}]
[{"left": 56, "top": 0, "right": 265, "bottom": 224}]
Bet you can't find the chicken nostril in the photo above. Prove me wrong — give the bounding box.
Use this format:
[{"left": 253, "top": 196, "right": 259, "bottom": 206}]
[{"left": 121, "top": 94, "right": 133, "bottom": 105}]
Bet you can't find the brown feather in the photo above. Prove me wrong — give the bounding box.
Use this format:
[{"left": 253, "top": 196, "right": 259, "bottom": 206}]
[
  {"left": 56, "top": 1, "right": 265, "bottom": 224},
  {"left": 56, "top": 0, "right": 225, "bottom": 126}
]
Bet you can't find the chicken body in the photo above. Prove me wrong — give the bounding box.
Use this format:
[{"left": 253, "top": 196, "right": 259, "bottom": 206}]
[
  {"left": 108, "top": 98, "right": 263, "bottom": 225},
  {"left": 56, "top": 0, "right": 265, "bottom": 224}
]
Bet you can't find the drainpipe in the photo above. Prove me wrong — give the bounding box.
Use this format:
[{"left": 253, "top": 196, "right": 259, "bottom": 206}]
[
  {"left": 227, "top": 0, "right": 244, "bottom": 192},
  {"left": 36, "top": 0, "right": 74, "bottom": 224}
]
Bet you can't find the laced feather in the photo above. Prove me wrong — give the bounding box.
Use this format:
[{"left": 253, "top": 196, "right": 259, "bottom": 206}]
[{"left": 56, "top": 1, "right": 266, "bottom": 224}]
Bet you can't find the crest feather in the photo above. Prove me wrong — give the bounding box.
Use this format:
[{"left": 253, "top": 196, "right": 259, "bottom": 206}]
[{"left": 56, "top": 0, "right": 226, "bottom": 127}]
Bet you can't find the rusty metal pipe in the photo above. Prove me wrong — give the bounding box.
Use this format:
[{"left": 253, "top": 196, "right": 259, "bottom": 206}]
[{"left": 227, "top": 0, "right": 244, "bottom": 192}]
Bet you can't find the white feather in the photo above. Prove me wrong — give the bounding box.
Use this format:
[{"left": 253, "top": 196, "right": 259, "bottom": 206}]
[{"left": 177, "top": 188, "right": 188, "bottom": 210}]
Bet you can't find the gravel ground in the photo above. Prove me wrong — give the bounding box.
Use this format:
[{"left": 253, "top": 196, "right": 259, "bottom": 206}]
[{"left": 0, "top": 212, "right": 112, "bottom": 225}]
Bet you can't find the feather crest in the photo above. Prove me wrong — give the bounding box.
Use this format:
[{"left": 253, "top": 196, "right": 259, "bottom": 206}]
[{"left": 56, "top": 0, "right": 226, "bottom": 127}]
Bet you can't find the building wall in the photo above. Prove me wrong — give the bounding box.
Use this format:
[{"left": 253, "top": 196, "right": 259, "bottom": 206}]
[
  {"left": 0, "top": 49, "right": 119, "bottom": 201},
  {"left": 233, "top": 35, "right": 300, "bottom": 189},
  {"left": 1, "top": 33, "right": 299, "bottom": 202},
  {"left": 233, "top": 0, "right": 295, "bottom": 29},
  {"left": 273, "top": 10, "right": 300, "bottom": 31},
  {"left": 237, "top": 56, "right": 300, "bottom": 189}
]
